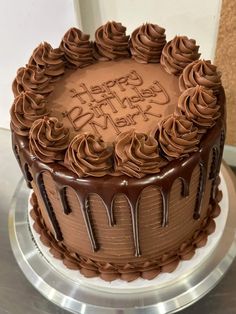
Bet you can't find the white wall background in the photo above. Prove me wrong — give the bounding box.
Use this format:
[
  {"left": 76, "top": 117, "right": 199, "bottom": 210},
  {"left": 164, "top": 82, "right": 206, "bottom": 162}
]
[{"left": 0, "top": 0, "right": 222, "bottom": 129}]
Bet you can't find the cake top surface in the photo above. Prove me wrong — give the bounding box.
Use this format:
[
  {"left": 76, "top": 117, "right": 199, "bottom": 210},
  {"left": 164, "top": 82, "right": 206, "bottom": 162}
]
[
  {"left": 10, "top": 21, "right": 223, "bottom": 179},
  {"left": 47, "top": 59, "right": 180, "bottom": 143}
]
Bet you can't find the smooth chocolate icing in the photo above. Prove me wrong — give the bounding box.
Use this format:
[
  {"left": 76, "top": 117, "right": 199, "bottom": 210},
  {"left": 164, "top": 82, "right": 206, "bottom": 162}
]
[
  {"left": 130, "top": 23, "right": 166, "bottom": 63},
  {"left": 45, "top": 59, "right": 180, "bottom": 144},
  {"left": 161, "top": 36, "right": 200, "bottom": 75}
]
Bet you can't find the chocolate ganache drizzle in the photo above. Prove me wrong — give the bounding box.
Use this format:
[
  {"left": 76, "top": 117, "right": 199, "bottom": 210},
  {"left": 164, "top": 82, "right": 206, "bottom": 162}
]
[
  {"left": 10, "top": 21, "right": 226, "bottom": 265},
  {"left": 94, "top": 21, "right": 130, "bottom": 60},
  {"left": 28, "top": 42, "right": 65, "bottom": 80},
  {"left": 130, "top": 23, "right": 166, "bottom": 63},
  {"left": 10, "top": 91, "right": 49, "bottom": 136},
  {"left": 161, "top": 36, "right": 200, "bottom": 75},
  {"left": 60, "top": 28, "right": 94, "bottom": 68}
]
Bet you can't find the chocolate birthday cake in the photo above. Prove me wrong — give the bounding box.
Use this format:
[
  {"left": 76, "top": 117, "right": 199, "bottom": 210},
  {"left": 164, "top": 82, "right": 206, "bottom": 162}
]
[{"left": 11, "top": 22, "right": 225, "bottom": 282}]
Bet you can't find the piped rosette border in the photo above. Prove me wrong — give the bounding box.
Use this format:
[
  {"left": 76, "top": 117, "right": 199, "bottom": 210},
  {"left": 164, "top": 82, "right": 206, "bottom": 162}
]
[{"left": 10, "top": 21, "right": 223, "bottom": 179}]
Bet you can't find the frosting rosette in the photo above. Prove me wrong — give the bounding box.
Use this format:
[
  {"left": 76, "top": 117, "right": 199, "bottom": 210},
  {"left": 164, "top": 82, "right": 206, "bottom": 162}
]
[
  {"left": 178, "top": 85, "right": 221, "bottom": 132},
  {"left": 114, "top": 130, "right": 164, "bottom": 178},
  {"left": 64, "top": 133, "right": 112, "bottom": 177},
  {"left": 179, "top": 60, "right": 221, "bottom": 94},
  {"left": 60, "top": 28, "right": 94, "bottom": 68},
  {"left": 10, "top": 91, "right": 49, "bottom": 136},
  {"left": 12, "top": 65, "right": 54, "bottom": 97},
  {"left": 94, "top": 21, "right": 130, "bottom": 60},
  {"left": 158, "top": 114, "right": 199, "bottom": 159},
  {"left": 160, "top": 36, "right": 200, "bottom": 75},
  {"left": 28, "top": 42, "right": 65, "bottom": 80},
  {"left": 29, "top": 117, "right": 69, "bottom": 163},
  {"left": 130, "top": 23, "right": 166, "bottom": 63}
]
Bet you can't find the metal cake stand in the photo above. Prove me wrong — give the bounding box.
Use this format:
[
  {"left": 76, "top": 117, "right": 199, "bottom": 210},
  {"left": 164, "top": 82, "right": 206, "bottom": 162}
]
[{"left": 8, "top": 162, "right": 236, "bottom": 314}]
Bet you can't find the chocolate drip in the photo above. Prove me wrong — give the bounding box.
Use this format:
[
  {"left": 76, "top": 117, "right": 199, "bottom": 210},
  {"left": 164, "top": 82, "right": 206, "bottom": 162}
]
[
  {"left": 179, "top": 177, "right": 190, "bottom": 197},
  {"left": 58, "top": 186, "right": 71, "bottom": 215},
  {"left": 36, "top": 173, "right": 63, "bottom": 241},
  {"left": 160, "top": 187, "right": 170, "bottom": 227},
  {"left": 217, "top": 130, "right": 225, "bottom": 173},
  {"left": 56, "top": 174, "right": 98, "bottom": 251},
  {"left": 128, "top": 197, "right": 141, "bottom": 257},
  {"left": 99, "top": 193, "right": 116, "bottom": 226},
  {"left": 77, "top": 194, "right": 98, "bottom": 252},
  {"left": 194, "top": 162, "right": 207, "bottom": 220},
  {"left": 13, "top": 143, "right": 32, "bottom": 188},
  {"left": 209, "top": 146, "right": 219, "bottom": 180},
  {"left": 13, "top": 144, "right": 21, "bottom": 164},
  {"left": 211, "top": 129, "right": 225, "bottom": 200},
  {"left": 24, "top": 163, "right": 33, "bottom": 186}
]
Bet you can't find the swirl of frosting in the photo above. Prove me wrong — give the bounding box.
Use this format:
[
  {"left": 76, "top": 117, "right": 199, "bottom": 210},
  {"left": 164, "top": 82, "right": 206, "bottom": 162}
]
[
  {"left": 130, "top": 23, "right": 166, "bottom": 63},
  {"left": 60, "top": 28, "right": 94, "bottom": 68},
  {"left": 12, "top": 65, "right": 54, "bottom": 97},
  {"left": 114, "top": 130, "right": 164, "bottom": 178},
  {"left": 179, "top": 59, "right": 222, "bottom": 94},
  {"left": 10, "top": 91, "right": 49, "bottom": 136},
  {"left": 160, "top": 36, "right": 200, "bottom": 75},
  {"left": 158, "top": 114, "right": 199, "bottom": 159},
  {"left": 29, "top": 117, "right": 69, "bottom": 163},
  {"left": 178, "top": 85, "right": 221, "bottom": 132},
  {"left": 94, "top": 21, "right": 130, "bottom": 60},
  {"left": 28, "top": 42, "right": 65, "bottom": 80},
  {"left": 64, "top": 134, "right": 112, "bottom": 177}
]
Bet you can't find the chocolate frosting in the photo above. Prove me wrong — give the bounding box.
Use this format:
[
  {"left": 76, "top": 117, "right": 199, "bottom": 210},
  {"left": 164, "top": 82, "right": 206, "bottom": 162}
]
[
  {"left": 161, "top": 36, "right": 200, "bottom": 75},
  {"left": 10, "top": 91, "right": 49, "bottom": 136},
  {"left": 29, "top": 117, "right": 69, "bottom": 163},
  {"left": 12, "top": 65, "right": 54, "bottom": 97},
  {"left": 178, "top": 85, "right": 221, "bottom": 132},
  {"left": 60, "top": 28, "right": 94, "bottom": 68},
  {"left": 94, "top": 21, "right": 130, "bottom": 61},
  {"left": 158, "top": 114, "right": 199, "bottom": 159},
  {"left": 64, "top": 133, "right": 113, "bottom": 177},
  {"left": 29, "top": 180, "right": 222, "bottom": 281},
  {"left": 114, "top": 129, "right": 164, "bottom": 178},
  {"left": 179, "top": 60, "right": 222, "bottom": 93},
  {"left": 28, "top": 42, "right": 65, "bottom": 79},
  {"left": 130, "top": 23, "right": 166, "bottom": 63}
]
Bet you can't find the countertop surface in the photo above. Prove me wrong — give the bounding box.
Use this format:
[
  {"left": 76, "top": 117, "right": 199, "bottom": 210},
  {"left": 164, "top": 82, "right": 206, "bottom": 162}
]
[{"left": 1, "top": 128, "right": 236, "bottom": 314}]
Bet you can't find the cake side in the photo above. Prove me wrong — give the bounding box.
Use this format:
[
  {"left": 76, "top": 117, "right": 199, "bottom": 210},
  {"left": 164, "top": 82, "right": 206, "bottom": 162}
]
[{"left": 12, "top": 99, "right": 225, "bottom": 281}]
